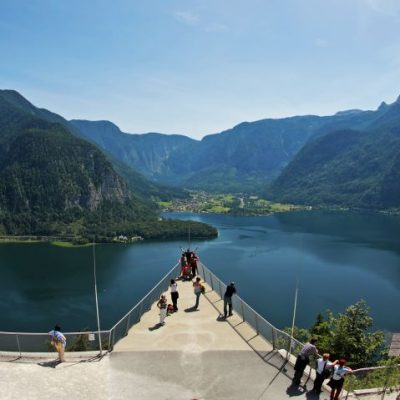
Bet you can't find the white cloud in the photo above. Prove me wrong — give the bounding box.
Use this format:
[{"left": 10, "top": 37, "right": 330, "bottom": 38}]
[
  {"left": 314, "top": 38, "right": 329, "bottom": 48},
  {"left": 365, "top": 0, "right": 400, "bottom": 16},
  {"left": 173, "top": 10, "right": 228, "bottom": 33},
  {"left": 174, "top": 11, "right": 199, "bottom": 25}
]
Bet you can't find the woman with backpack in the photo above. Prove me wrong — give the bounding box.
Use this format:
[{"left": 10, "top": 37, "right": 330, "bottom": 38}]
[{"left": 313, "top": 353, "right": 337, "bottom": 393}]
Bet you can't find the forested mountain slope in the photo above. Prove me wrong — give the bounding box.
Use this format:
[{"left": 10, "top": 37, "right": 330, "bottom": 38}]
[
  {"left": 270, "top": 97, "right": 400, "bottom": 209},
  {"left": 71, "top": 97, "right": 395, "bottom": 192},
  {"left": 0, "top": 90, "right": 216, "bottom": 240}
]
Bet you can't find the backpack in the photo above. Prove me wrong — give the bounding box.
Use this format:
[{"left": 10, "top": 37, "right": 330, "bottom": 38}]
[{"left": 200, "top": 284, "right": 205, "bottom": 294}]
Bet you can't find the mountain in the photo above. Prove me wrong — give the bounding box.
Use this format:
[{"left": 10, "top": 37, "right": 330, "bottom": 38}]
[
  {"left": 270, "top": 96, "right": 400, "bottom": 209},
  {"left": 71, "top": 100, "right": 392, "bottom": 192},
  {"left": 0, "top": 90, "right": 216, "bottom": 240},
  {"left": 0, "top": 90, "right": 186, "bottom": 201}
]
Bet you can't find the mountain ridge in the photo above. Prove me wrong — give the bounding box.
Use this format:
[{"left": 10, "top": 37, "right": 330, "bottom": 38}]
[{"left": 71, "top": 94, "right": 400, "bottom": 192}]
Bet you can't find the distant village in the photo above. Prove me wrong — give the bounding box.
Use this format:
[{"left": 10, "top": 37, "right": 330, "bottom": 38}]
[{"left": 113, "top": 235, "right": 144, "bottom": 243}]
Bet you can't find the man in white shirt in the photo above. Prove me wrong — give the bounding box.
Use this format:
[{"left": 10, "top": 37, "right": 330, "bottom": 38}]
[{"left": 313, "top": 353, "right": 337, "bottom": 393}]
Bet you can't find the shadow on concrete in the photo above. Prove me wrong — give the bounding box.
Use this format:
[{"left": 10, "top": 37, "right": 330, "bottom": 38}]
[
  {"left": 38, "top": 360, "right": 60, "bottom": 368},
  {"left": 184, "top": 306, "right": 199, "bottom": 313},
  {"left": 305, "top": 390, "right": 321, "bottom": 400},
  {"left": 286, "top": 383, "right": 307, "bottom": 397},
  {"left": 62, "top": 354, "right": 105, "bottom": 368},
  {"left": 6, "top": 356, "right": 22, "bottom": 362},
  {"left": 148, "top": 323, "right": 163, "bottom": 331}
]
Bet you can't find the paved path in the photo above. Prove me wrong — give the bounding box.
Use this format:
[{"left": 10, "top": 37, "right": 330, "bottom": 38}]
[
  {"left": 110, "top": 278, "right": 325, "bottom": 400},
  {"left": 1, "top": 278, "right": 391, "bottom": 400}
]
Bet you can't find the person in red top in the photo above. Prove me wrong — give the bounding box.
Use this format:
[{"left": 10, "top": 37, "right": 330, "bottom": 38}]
[{"left": 190, "top": 254, "right": 198, "bottom": 278}]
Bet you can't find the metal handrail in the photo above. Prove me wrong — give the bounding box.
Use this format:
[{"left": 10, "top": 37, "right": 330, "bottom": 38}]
[
  {"left": 197, "top": 261, "right": 303, "bottom": 346},
  {"left": 0, "top": 330, "right": 110, "bottom": 335},
  {"left": 110, "top": 262, "right": 180, "bottom": 331},
  {"left": 1, "top": 259, "right": 399, "bottom": 392},
  {"left": 0, "top": 262, "right": 181, "bottom": 352},
  {"left": 197, "top": 261, "right": 400, "bottom": 397}
]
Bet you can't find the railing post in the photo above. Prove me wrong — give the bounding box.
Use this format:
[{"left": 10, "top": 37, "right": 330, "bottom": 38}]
[
  {"left": 240, "top": 300, "right": 245, "bottom": 322},
  {"left": 111, "top": 329, "right": 116, "bottom": 350},
  {"left": 125, "top": 314, "right": 131, "bottom": 336},
  {"left": 108, "top": 330, "right": 112, "bottom": 352},
  {"left": 272, "top": 327, "right": 276, "bottom": 349},
  {"left": 16, "top": 334, "right": 21, "bottom": 358},
  {"left": 380, "top": 365, "right": 392, "bottom": 400},
  {"left": 344, "top": 372, "right": 354, "bottom": 400},
  {"left": 218, "top": 280, "right": 222, "bottom": 297},
  {"left": 254, "top": 314, "right": 259, "bottom": 335}
]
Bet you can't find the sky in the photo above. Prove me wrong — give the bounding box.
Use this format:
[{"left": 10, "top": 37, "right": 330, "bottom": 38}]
[{"left": 1, "top": 0, "right": 400, "bottom": 139}]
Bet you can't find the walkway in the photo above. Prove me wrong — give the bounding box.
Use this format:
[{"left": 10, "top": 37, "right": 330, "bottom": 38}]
[
  {"left": 2, "top": 279, "right": 391, "bottom": 399},
  {"left": 110, "top": 278, "right": 320, "bottom": 400}
]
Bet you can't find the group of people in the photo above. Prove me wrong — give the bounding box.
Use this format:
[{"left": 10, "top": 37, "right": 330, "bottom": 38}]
[
  {"left": 293, "top": 338, "right": 353, "bottom": 400},
  {"left": 156, "top": 253, "right": 238, "bottom": 326},
  {"left": 179, "top": 249, "right": 199, "bottom": 281}
]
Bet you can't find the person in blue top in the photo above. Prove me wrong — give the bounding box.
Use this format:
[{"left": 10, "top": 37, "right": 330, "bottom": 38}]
[
  {"left": 49, "top": 325, "right": 67, "bottom": 363},
  {"left": 327, "top": 358, "right": 353, "bottom": 400}
]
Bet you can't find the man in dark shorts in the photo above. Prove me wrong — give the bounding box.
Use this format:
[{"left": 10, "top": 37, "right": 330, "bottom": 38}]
[{"left": 223, "top": 282, "right": 236, "bottom": 318}]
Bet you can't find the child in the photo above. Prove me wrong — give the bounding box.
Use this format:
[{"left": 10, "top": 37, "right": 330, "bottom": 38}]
[{"left": 157, "top": 294, "right": 168, "bottom": 325}]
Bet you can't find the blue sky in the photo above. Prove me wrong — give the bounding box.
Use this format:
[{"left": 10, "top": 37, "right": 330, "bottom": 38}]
[{"left": 1, "top": 0, "right": 399, "bottom": 139}]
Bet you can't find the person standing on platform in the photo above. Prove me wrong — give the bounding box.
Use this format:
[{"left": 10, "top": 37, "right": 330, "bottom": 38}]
[
  {"left": 170, "top": 279, "right": 179, "bottom": 311},
  {"left": 313, "top": 353, "right": 337, "bottom": 393},
  {"left": 157, "top": 294, "right": 168, "bottom": 325},
  {"left": 327, "top": 358, "right": 353, "bottom": 400},
  {"left": 185, "top": 249, "right": 192, "bottom": 265},
  {"left": 193, "top": 277, "right": 203, "bottom": 310},
  {"left": 223, "top": 282, "right": 236, "bottom": 318},
  {"left": 49, "top": 325, "right": 67, "bottom": 363},
  {"left": 190, "top": 254, "right": 198, "bottom": 278},
  {"left": 293, "top": 338, "right": 318, "bottom": 385}
]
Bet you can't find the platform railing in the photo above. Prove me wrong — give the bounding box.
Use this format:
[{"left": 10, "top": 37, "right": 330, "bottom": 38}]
[
  {"left": 107, "top": 262, "right": 181, "bottom": 350},
  {"left": 197, "top": 261, "right": 303, "bottom": 354},
  {"left": 0, "top": 330, "right": 110, "bottom": 355},
  {"left": 0, "top": 262, "right": 181, "bottom": 355},
  {"left": 197, "top": 261, "right": 400, "bottom": 399},
  {"left": 1, "top": 260, "right": 399, "bottom": 398}
]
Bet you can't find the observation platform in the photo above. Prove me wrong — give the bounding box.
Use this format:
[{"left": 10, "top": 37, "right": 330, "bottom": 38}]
[
  {"left": 1, "top": 276, "right": 396, "bottom": 399},
  {"left": 0, "top": 279, "right": 316, "bottom": 400},
  {"left": 111, "top": 279, "right": 308, "bottom": 400}
]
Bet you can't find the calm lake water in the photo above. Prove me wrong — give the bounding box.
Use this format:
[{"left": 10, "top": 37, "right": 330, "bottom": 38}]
[{"left": 0, "top": 211, "right": 399, "bottom": 333}]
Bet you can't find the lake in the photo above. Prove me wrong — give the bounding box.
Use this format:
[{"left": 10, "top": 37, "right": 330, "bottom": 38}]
[{"left": 0, "top": 211, "right": 399, "bottom": 333}]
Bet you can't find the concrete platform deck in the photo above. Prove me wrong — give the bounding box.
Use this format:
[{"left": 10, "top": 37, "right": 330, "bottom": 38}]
[
  {"left": 1, "top": 278, "right": 392, "bottom": 400},
  {"left": 109, "top": 278, "right": 324, "bottom": 400}
]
